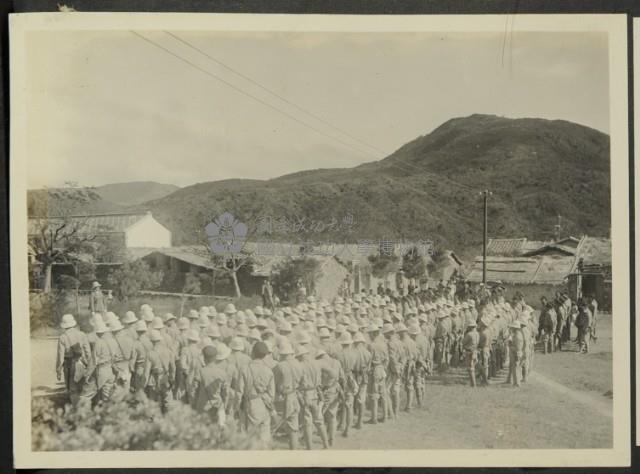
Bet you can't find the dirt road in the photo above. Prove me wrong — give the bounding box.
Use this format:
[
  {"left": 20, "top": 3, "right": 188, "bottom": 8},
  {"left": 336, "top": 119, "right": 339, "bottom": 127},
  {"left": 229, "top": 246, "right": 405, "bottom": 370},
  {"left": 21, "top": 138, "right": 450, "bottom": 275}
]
[{"left": 31, "top": 315, "right": 614, "bottom": 449}]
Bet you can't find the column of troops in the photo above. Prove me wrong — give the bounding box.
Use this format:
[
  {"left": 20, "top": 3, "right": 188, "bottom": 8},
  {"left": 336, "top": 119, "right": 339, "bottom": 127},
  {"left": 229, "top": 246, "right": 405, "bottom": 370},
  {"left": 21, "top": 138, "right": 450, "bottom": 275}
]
[{"left": 56, "top": 291, "right": 548, "bottom": 449}]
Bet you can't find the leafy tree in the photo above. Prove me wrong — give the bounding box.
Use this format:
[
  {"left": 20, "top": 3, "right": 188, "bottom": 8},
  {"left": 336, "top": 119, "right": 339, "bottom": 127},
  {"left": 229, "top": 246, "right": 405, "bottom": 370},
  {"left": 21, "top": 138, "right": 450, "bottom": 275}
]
[
  {"left": 401, "top": 246, "right": 427, "bottom": 280},
  {"left": 427, "top": 249, "right": 451, "bottom": 280},
  {"left": 28, "top": 183, "right": 102, "bottom": 293},
  {"left": 107, "top": 261, "right": 164, "bottom": 302},
  {"left": 367, "top": 244, "right": 399, "bottom": 279},
  {"left": 271, "top": 257, "right": 322, "bottom": 304}
]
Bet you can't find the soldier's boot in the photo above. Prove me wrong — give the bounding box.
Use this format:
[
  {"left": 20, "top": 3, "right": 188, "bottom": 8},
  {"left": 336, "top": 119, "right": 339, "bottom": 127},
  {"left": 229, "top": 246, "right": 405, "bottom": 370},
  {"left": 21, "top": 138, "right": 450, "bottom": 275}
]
[
  {"left": 404, "top": 390, "right": 413, "bottom": 412},
  {"left": 343, "top": 408, "right": 352, "bottom": 437},
  {"left": 369, "top": 399, "right": 378, "bottom": 425},
  {"left": 303, "top": 424, "right": 313, "bottom": 450},
  {"left": 469, "top": 369, "right": 476, "bottom": 387},
  {"left": 288, "top": 429, "right": 299, "bottom": 450},
  {"left": 327, "top": 416, "right": 335, "bottom": 446},
  {"left": 336, "top": 407, "right": 345, "bottom": 432},
  {"left": 355, "top": 402, "right": 364, "bottom": 429},
  {"left": 415, "top": 387, "right": 422, "bottom": 408},
  {"left": 317, "top": 423, "right": 330, "bottom": 449},
  {"left": 380, "top": 397, "right": 387, "bottom": 423},
  {"left": 391, "top": 392, "right": 400, "bottom": 419}
]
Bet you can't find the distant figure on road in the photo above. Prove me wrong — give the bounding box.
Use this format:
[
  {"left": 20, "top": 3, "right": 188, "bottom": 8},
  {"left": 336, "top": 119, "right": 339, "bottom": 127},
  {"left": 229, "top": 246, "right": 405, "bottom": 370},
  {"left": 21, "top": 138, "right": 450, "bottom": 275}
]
[
  {"left": 575, "top": 299, "right": 593, "bottom": 354},
  {"left": 588, "top": 294, "right": 599, "bottom": 343},
  {"left": 261, "top": 279, "right": 274, "bottom": 311},
  {"left": 90, "top": 281, "right": 107, "bottom": 314}
]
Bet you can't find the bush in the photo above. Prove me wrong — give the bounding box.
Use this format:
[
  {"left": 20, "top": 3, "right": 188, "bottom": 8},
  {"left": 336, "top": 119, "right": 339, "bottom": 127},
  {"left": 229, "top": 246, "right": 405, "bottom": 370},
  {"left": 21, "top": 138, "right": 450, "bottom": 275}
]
[
  {"left": 29, "top": 291, "right": 70, "bottom": 332},
  {"left": 271, "top": 257, "right": 322, "bottom": 302},
  {"left": 107, "top": 261, "right": 164, "bottom": 302},
  {"left": 32, "top": 394, "right": 266, "bottom": 451}
]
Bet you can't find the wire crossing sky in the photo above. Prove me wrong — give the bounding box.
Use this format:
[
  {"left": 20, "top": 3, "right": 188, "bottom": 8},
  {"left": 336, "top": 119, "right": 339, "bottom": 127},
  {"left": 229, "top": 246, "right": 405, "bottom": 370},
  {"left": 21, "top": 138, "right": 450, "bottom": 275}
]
[{"left": 25, "top": 30, "right": 609, "bottom": 188}]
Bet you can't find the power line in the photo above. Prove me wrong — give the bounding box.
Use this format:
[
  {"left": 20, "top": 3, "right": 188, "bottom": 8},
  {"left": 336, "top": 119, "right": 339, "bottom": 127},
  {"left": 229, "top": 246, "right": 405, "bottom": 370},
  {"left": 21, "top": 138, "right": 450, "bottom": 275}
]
[
  {"left": 130, "top": 31, "right": 378, "bottom": 160},
  {"left": 132, "top": 30, "right": 481, "bottom": 196},
  {"left": 164, "top": 31, "right": 389, "bottom": 157}
]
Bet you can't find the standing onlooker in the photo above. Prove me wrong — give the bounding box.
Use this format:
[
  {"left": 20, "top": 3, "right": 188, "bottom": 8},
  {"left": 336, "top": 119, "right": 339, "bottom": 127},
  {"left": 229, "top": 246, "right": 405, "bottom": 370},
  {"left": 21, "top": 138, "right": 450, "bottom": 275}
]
[{"left": 89, "top": 281, "right": 107, "bottom": 314}]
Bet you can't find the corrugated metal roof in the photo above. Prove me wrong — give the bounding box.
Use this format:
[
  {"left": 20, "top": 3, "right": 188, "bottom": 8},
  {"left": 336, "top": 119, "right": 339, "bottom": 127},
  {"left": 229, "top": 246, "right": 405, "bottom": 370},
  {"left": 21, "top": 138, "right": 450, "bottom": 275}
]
[{"left": 28, "top": 212, "right": 151, "bottom": 235}]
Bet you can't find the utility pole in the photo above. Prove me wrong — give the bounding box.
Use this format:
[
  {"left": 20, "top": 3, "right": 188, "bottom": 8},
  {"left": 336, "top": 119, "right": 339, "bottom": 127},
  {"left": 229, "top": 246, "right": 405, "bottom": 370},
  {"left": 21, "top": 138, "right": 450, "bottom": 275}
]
[{"left": 481, "top": 190, "right": 492, "bottom": 284}]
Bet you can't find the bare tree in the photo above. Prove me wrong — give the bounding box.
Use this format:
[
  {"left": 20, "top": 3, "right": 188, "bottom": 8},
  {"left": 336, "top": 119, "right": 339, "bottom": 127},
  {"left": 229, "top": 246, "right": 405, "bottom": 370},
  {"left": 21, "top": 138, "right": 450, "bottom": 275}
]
[
  {"left": 189, "top": 211, "right": 255, "bottom": 298},
  {"left": 28, "top": 182, "right": 102, "bottom": 293}
]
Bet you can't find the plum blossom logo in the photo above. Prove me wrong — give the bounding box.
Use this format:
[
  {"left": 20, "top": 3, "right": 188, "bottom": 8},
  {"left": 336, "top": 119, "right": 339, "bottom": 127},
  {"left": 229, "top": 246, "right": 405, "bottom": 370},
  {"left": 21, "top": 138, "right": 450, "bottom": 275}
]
[{"left": 205, "top": 212, "right": 248, "bottom": 255}]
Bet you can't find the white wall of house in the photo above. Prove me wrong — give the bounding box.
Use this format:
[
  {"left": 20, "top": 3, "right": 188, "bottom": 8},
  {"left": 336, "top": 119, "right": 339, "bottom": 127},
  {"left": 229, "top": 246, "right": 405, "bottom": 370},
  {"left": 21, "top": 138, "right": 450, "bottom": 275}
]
[{"left": 125, "top": 215, "right": 172, "bottom": 248}]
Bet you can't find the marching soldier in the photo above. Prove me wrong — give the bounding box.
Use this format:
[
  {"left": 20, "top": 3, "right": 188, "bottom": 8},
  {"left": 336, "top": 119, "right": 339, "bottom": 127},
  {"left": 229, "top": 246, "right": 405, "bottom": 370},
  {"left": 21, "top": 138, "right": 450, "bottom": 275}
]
[
  {"left": 477, "top": 317, "right": 491, "bottom": 386},
  {"left": 383, "top": 323, "right": 404, "bottom": 420},
  {"left": 239, "top": 341, "right": 275, "bottom": 446},
  {"left": 296, "top": 344, "right": 329, "bottom": 450},
  {"left": 130, "top": 320, "right": 149, "bottom": 395},
  {"left": 575, "top": 299, "right": 593, "bottom": 354},
  {"left": 176, "top": 329, "right": 202, "bottom": 404},
  {"left": 367, "top": 323, "right": 388, "bottom": 425},
  {"left": 398, "top": 323, "right": 418, "bottom": 411},
  {"left": 192, "top": 345, "right": 229, "bottom": 425},
  {"left": 145, "top": 329, "right": 176, "bottom": 413},
  {"left": 507, "top": 322, "right": 524, "bottom": 387},
  {"left": 462, "top": 321, "right": 479, "bottom": 387},
  {"left": 317, "top": 348, "right": 344, "bottom": 446},
  {"left": 55, "top": 314, "right": 91, "bottom": 405},
  {"left": 273, "top": 340, "right": 301, "bottom": 449},
  {"left": 93, "top": 320, "right": 115, "bottom": 402},
  {"left": 336, "top": 331, "right": 359, "bottom": 437},
  {"left": 110, "top": 318, "right": 134, "bottom": 396},
  {"left": 352, "top": 331, "right": 371, "bottom": 430}
]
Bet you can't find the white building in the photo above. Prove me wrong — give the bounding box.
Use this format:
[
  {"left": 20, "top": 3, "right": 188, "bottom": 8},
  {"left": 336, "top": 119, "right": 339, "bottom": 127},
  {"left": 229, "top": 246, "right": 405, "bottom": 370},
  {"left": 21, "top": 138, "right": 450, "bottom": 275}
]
[{"left": 28, "top": 211, "right": 172, "bottom": 249}]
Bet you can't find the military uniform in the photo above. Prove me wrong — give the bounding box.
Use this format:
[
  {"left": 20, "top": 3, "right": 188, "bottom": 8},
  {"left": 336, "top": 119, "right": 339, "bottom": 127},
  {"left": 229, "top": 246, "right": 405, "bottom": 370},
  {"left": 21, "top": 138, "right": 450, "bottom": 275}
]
[
  {"left": 273, "top": 355, "right": 302, "bottom": 449},
  {"left": 55, "top": 323, "right": 91, "bottom": 404},
  {"left": 462, "top": 325, "right": 479, "bottom": 387},
  {"left": 239, "top": 358, "right": 275, "bottom": 445}
]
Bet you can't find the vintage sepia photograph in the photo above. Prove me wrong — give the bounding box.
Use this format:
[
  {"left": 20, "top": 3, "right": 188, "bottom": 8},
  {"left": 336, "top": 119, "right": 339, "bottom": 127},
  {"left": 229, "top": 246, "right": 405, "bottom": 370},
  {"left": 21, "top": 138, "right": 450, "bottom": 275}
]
[{"left": 10, "top": 12, "right": 630, "bottom": 468}]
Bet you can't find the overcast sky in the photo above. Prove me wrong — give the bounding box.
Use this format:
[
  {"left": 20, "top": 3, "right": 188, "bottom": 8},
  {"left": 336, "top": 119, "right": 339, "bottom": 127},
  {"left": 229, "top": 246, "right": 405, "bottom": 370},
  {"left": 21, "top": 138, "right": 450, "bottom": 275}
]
[{"left": 25, "top": 30, "right": 609, "bottom": 189}]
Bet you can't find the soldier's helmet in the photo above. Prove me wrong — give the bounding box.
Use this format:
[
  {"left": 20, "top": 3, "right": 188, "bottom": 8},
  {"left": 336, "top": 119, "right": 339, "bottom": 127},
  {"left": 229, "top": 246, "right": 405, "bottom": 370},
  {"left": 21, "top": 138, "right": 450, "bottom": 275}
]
[
  {"left": 354, "top": 331, "right": 367, "bottom": 343},
  {"left": 60, "top": 314, "right": 77, "bottom": 329},
  {"left": 296, "top": 344, "right": 310, "bottom": 358},
  {"left": 339, "top": 331, "right": 353, "bottom": 345},
  {"left": 188, "top": 309, "right": 199, "bottom": 319},
  {"left": 408, "top": 322, "right": 420, "bottom": 335},
  {"left": 122, "top": 311, "right": 138, "bottom": 325},
  {"left": 235, "top": 311, "right": 247, "bottom": 324},
  {"left": 149, "top": 329, "right": 163, "bottom": 342},
  {"left": 198, "top": 314, "right": 210, "bottom": 328},
  {"left": 236, "top": 323, "right": 249, "bottom": 338},
  {"left": 109, "top": 319, "right": 124, "bottom": 332},
  {"left": 216, "top": 343, "right": 231, "bottom": 361},
  {"left": 230, "top": 336, "right": 244, "bottom": 351},
  {"left": 134, "top": 320, "right": 148, "bottom": 332},
  {"left": 152, "top": 316, "right": 165, "bottom": 330},
  {"left": 248, "top": 328, "right": 262, "bottom": 341},
  {"left": 297, "top": 330, "right": 311, "bottom": 344},
  {"left": 177, "top": 317, "right": 190, "bottom": 330},
  {"left": 382, "top": 323, "right": 395, "bottom": 335},
  {"left": 224, "top": 303, "right": 238, "bottom": 315},
  {"left": 186, "top": 328, "right": 201, "bottom": 342},
  {"left": 206, "top": 324, "right": 221, "bottom": 339},
  {"left": 278, "top": 339, "right": 294, "bottom": 355}
]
